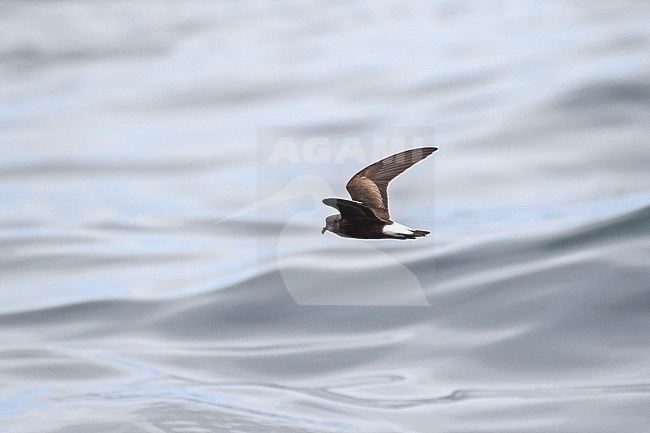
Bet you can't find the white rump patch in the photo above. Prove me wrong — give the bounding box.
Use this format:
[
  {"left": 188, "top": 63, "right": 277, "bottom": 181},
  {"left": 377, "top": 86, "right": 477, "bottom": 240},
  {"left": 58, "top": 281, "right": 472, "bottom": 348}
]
[{"left": 382, "top": 221, "right": 414, "bottom": 237}]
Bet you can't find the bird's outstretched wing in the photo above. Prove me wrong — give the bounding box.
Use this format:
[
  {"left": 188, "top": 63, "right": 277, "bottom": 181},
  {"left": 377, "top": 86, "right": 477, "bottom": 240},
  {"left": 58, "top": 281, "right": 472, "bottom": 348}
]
[
  {"left": 322, "top": 198, "right": 384, "bottom": 224},
  {"left": 345, "top": 147, "right": 437, "bottom": 221}
]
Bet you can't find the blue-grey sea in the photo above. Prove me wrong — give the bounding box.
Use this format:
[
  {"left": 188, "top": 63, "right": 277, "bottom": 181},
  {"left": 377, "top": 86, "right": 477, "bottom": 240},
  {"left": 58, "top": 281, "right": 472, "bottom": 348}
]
[{"left": 1, "top": 2, "right": 649, "bottom": 432}]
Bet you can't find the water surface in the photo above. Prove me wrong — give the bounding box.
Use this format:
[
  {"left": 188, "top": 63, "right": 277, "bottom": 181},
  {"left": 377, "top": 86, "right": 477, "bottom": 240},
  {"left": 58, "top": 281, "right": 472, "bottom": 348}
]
[{"left": 1, "top": 2, "right": 650, "bottom": 432}]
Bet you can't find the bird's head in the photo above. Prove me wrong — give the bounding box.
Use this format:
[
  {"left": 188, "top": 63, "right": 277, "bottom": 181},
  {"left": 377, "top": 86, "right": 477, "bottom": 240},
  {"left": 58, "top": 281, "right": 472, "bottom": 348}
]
[{"left": 322, "top": 214, "right": 341, "bottom": 234}]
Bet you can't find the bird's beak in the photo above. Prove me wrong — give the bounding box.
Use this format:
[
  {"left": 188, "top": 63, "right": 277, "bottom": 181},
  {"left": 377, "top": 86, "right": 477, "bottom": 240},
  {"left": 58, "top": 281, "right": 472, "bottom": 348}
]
[{"left": 321, "top": 227, "right": 327, "bottom": 234}]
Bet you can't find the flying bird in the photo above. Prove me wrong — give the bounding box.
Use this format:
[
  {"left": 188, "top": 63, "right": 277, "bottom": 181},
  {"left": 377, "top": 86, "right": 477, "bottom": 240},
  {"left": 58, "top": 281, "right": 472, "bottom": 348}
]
[{"left": 322, "top": 147, "right": 437, "bottom": 239}]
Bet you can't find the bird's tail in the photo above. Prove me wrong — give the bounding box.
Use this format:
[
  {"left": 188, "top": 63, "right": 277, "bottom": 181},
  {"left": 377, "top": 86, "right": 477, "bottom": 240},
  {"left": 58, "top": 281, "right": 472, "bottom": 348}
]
[{"left": 411, "top": 229, "right": 430, "bottom": 238}]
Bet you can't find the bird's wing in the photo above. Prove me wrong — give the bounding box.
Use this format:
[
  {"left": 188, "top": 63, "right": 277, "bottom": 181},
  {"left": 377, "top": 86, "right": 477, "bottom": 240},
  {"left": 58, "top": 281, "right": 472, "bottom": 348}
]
[
  {"left": 322, "top": 198, "right": 384, "bottom": 224},
  {"left": 345, "top": 147, "right": 437, "bottom": 221}
]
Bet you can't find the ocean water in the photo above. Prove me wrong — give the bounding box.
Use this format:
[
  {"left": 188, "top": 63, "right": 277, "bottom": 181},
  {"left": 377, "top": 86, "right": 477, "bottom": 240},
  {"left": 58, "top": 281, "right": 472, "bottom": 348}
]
[{"left": 1, "top": 1, "right": 650, "bottom": 432}]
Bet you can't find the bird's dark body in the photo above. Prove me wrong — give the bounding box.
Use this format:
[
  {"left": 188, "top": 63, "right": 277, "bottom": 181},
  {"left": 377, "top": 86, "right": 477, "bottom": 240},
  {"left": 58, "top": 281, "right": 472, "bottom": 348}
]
[
  {"left": 322, "top": 147, "right": 437, "bottom": 240},
  {"left": 337, "top": 219, "right": 386, "bottom": 239},
  {"left": 336, "top": 219, "right": 430, "bottom": 239}
]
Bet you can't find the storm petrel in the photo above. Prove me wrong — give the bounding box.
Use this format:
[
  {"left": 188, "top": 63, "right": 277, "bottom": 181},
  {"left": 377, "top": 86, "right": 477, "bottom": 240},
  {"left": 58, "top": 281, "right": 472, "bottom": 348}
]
[{"left": 322, "top": 147, "right": 437, "bottom": 239}]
